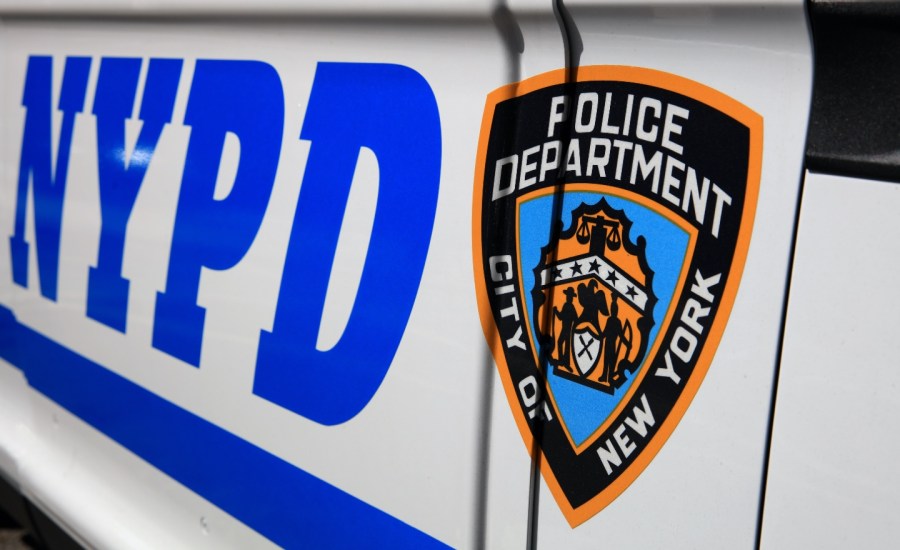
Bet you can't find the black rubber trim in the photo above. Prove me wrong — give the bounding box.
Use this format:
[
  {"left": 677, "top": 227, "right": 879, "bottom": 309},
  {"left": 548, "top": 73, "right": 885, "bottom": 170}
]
[
  {"left": 0, "top": 473, "right": 84, "bottom": 550},
  {"left": 806, "top": 1, "right": 900, "bottom": 183},
  {"left": 0, "top": 474, "right": 33, "bottom": 535},
  {"left": 27, "top": 504, "right": 84, "bottom": 550}
]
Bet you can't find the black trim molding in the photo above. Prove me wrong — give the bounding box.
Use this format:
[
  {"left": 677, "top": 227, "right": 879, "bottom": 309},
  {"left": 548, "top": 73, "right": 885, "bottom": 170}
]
[
  {"left": 0, "top": 474, "right": 83, "bottom": 550},
  {"left": 807, "top": 1, "right": 900, "bottom": 183}
]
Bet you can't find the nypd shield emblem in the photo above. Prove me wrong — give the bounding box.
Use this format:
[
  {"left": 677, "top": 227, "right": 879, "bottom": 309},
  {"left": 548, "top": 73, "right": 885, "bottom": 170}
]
[
  {"left": 472, "top": 66, "right": 762, "bottom": 526},
  {"left": 534, "top": 198, "right": 656, "bottom": 393}
]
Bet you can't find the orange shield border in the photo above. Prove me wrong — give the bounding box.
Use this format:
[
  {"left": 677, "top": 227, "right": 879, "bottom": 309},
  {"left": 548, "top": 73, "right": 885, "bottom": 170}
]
[{"left": 472, "top": 66, "right": 763, "bottom": 526}]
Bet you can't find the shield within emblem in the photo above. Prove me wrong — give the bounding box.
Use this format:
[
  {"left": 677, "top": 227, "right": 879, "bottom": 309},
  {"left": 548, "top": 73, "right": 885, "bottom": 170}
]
[
  {"left": 472, "top": 66, "right": 762, "bottom": 526},
  {"left": 571, "top": 325, "right": 601, "bottom": 376},
  {"left": 534, "top": 199, "right": 657, "bottom": 394}
]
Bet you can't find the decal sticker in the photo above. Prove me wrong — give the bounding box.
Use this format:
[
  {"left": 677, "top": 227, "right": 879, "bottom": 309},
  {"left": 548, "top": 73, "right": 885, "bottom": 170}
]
[
  {"left": 8, "top": 56, "right": 441, "bottom": 426},
  {"left": 3, "top": 55, "right": 445, "bottom": 547},
  {"left": 473, "top": 66, "right": 762, "bottom": 526}
]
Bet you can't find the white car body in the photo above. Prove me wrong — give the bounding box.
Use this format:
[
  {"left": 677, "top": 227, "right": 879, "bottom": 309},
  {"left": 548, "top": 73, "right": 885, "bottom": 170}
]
[{"left": 0, "top": 1, "right": 896, "bottom": 548}]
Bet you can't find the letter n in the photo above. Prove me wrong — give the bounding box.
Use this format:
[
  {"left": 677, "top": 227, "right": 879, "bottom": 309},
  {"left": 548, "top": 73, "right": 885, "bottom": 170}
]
[{"left": 9, "top": 56, "right": 91, "bottom": 300}]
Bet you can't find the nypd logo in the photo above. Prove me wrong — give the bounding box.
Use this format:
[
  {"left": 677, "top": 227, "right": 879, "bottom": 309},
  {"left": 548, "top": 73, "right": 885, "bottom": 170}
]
[
  {"left": 473, "top": 66, "right": 762, "bottom": 525},
  {"left": 1, "top": 54, "right": 449, "bottom": 548},
  {"left": 6, "top": 56, "right": 441, "bottom": 426}
]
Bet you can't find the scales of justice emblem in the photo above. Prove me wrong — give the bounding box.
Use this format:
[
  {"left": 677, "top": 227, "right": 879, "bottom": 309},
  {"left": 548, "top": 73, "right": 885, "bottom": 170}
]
[{"left": 533, "top": 199, "right": 657, "bottom": 395}]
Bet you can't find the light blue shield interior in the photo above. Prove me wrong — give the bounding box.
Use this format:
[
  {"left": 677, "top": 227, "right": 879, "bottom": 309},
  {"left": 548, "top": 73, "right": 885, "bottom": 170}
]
[{"left": 518, "top": 191, "right": 690, "bottom": 447}]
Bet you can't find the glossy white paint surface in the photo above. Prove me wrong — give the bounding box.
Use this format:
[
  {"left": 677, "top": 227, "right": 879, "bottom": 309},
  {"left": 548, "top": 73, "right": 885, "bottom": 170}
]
[
  {"left": 0, "top": 0, "right": 803, "bottom": 17},
  {"left": 1, "top": 2, "right": 891, "bottom": 549},
  {"left": 761, "top": 172, "right": 900, "bottom": 549}
]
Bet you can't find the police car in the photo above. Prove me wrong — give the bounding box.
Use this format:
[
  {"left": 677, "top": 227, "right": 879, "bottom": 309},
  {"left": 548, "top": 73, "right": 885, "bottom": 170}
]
[{"left": 0, "top": 0, "right": 897, "bottom": 548}]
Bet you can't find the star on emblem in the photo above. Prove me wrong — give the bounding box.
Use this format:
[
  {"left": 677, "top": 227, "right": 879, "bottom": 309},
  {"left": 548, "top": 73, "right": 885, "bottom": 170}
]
[
  {"left": 625, "top": 285, "right": 638, "bottom": 299},
  {"left": 605, "top": 270, "right": 619, "bottom": 284},
  {"left": 588, "top": 258, "right": 601, "bottom": 273},
  {"left": 571, "top": 261, "right": 583, "bottom": 275}
]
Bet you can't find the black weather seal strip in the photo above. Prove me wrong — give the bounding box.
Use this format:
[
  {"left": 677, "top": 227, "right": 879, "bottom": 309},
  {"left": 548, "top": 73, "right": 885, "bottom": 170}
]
[
  {"left": 806, "top": 0, "right": 900, "bottom": 184},
  {"left": 26, "top": 502, "right": 85, "bottom": 550},
  {"left": 0, "top": 473, "right": 84, "bottom": 550},
  {"left": 753, "top": 146, "right": 810, "bottom": 550},
  {"left": 0, "top": 474, "right": 31, "bottom": 533}
]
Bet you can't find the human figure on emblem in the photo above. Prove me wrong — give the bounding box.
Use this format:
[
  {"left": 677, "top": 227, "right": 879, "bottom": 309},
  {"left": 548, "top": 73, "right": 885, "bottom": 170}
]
[
  {"left": 554, "top": 287, "right": 578, "bottom": 367},
  {"left": 603, "top": 295, "right": 624, "bottom": 383},
  {"left": 576, "top": 280, "right": 609, "bottom": 333}
]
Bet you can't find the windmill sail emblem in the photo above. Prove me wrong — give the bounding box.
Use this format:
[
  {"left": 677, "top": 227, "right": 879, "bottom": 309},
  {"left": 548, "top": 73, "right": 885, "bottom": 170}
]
[{"left": 534, "top": 199, "right": 656, "bottom": 394}]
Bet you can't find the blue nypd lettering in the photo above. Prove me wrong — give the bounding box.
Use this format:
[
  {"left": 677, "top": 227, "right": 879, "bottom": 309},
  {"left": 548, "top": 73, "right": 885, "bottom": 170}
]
[
  {"left": 255, "top": 63, "right": 442, "bottom": 425},
  {"left": 153, "top": 59, "right": 284, "bottom": 366},
  {"left": 10, "top": 56, "right": 90, "bottom": 300},
  {"left": 8, "top": 56, "right": 441, "bottom": 425},
  {"left": 88, "top": 57, "right": 181, "bottom": 333}
]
